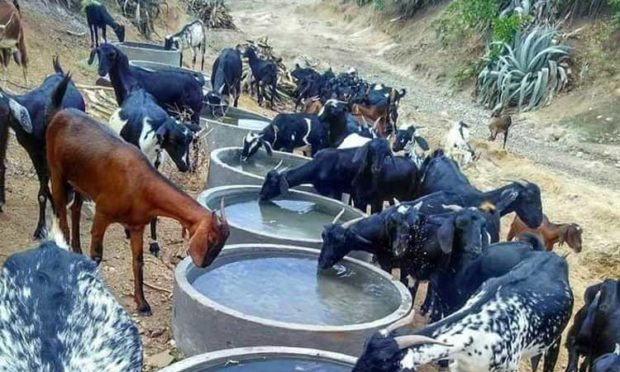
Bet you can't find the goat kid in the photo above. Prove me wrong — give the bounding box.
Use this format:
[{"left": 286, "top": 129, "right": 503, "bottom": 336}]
[
  {"left": 444, "top": 121, "right": 475, "bottom": 167},
  {"left": 488, "top": 112, "right": 512, "bottom": 149},
  {"left": 507, "top": 214, "right": 582, "bottom": 253},
  {"left": 46, "top": 75, "right": 229, "bottom": 315},
  {"left": 164, "top": 20, "right": 206, "bottom": 70},
  {"left": 243, "top": 47, "right": 278, "bottom": 108}
]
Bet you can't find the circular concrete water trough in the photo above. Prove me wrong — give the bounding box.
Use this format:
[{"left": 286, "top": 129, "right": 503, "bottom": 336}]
[
  {"left": 114, "top": 41, "right": 181, "bottom": 67},
  {"left": 207, "top": 147, "right": 313, "bottom": 193},
  {"left": 197, "top": 185, "right": 365, "bottom": 249},
  {"left": 172, "top": 245, "right": 412, "bottom": 357},
  {"left": 200, "top": 107, "right": 271, "bottom": 152},
  {"left": 159, "top": 346, "right": 356, "bottom": 371}
]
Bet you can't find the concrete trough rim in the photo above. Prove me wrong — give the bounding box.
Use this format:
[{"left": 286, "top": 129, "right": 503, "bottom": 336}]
[
  {"left": 197, "top": 185, "right": 364, "bottom": 245},
  {"left": 210, "top": 146, "right": 311, "bottom": 185},
  {"left": 201, "top": 107, "right": 271, "bottom": 129},
  {"left": 159, "top": 346, "right": 357, "bottom": 371},
  {"left": 175, "top": 243, "right": 413, "bottom": 333}
]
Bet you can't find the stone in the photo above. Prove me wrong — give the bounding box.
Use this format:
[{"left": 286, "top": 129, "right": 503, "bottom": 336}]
[{"left": 145, "top": 350, "right": 174, "bottom": 368}]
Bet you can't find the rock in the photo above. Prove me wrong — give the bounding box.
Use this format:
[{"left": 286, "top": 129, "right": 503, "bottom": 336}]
[
  {"left": 576, "top": 151, "right": 584, "bottom": 158},
  {"left": 145, "top": 351, "right": 174, "bottom": 368},
  {"left": 597, "top": 115, "right": 603, "bottom": 119},
  {"left": 606, "top": 117, "right": 613, "bottom": 122},
  {"left": 169, "top": 339, "right": 176, "bottom": 347}
]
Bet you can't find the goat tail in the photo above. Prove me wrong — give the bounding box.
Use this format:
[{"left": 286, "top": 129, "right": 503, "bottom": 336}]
[
  {"left": 519, "top": 232, "right": 545, "bottom": 251},
  {"left": 45, "top": 73, "right": 72, "bottom": 126},
  {"left": 52, "top": 55, "right": 64, "bottom": 75}
]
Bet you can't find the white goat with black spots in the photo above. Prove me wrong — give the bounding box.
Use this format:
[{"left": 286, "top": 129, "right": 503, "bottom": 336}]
[
  {"left": 164, "top": 20, "right": 206, "bottom": 70},
  {"left": 354, "top": 251, "right": 573, "bottom": 372},
  {"left": 444, "top": 121, "right": 475, "bottom": 167},
  {"left": 0, "top": 227, "right": 143, "bottom": 371}
]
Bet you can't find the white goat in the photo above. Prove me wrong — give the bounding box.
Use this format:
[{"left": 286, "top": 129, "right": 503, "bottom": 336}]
[{"left": 444, "top": 121, "right": 475, "bottom": 167}]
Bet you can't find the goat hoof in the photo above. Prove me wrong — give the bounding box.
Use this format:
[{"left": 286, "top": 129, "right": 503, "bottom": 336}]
[
  {"left": 137, "top": 304, "right": 152, "bottom": 317},
  {"left": 149, "top": 242, "right": 160, "bottom": 257},
  {"left": 33, "top": 226, "right": 46, "bottom": 240}
]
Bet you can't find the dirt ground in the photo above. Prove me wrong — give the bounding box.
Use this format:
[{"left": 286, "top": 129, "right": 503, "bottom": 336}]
[{"left": 0, "top": 0, "right": 618, "bottom": 370}]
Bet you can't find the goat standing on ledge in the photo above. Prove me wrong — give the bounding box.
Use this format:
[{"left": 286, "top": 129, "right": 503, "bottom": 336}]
[{"left": 46, "top": 75, "right": 229, "bottom": 315}]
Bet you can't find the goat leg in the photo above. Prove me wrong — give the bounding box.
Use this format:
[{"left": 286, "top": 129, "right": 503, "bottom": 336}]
[
  {"left": 94, "top": 27, "right": 99, "bottom": 48},
  {"left": 89, "top": 212, "right": 110, "bottom": 265},
  {"left": 130, "top": 226, "right": 152, "bottom": 316},
  {"left": 149, "top": 218, "right": 160, "bottom": 257},
  {"left": 50, "top": 173, "right": 71, "bottom": 246},
  {"left": 33, "top": 160, "right": 50, "bottom": 240},
  {"left": 542, "top": 337, "right": 561, "bottom": 372},
  {"left": 70, "top": 192, "right": 83, "bottom": 252},
  {"left": 0, "top": 123, "right": 8, "bottom": 212}
]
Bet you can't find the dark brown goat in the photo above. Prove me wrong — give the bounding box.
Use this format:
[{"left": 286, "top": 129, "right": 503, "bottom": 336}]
[
  {"left": 0, "top": 0, "right": 27, "bottom": 83},
  {"left": 507, "top": 214, "right": 583, "bottom": 253},
  {"left": 488, "top": 112, "right": 512, "bottom": 149},
  {"left": 301, "top": 97, "right": 322, "bottom": 114},
  {"left": 46, "top": 76, "right": 229, "bottom": 315}
]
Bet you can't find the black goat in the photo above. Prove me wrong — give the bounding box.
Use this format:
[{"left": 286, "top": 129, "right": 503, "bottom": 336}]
[
  {"left": 241, "top": 113, "right": 328, "bottom": 160},
  {"left": 88, "top": 43, "right": 204, "bottom": 124},
  {"left": 84, "top": 2, "right": 125, "bottom": 48},
  {"left": 0, "top": 58, "right": 85, "bottom": 239},
  {"left": 259, "top": 139, "right": 391, "bottom": 202},
  {"left": 593, "top": 346, "right": 620, "bottom": 372},
  {"left": 355, "top": 251, "right": 573, "bottom": 372},
  {"left": 392, "top": 122, "right": 429, "bottom": 167},
  {"left": 205, "top": 48, "right": 242, "bottom": 117},
  {"left": 565, "top": 279, "right": 620, "bottom": 372},
  {"left": 318, "top": 99, "right": 364, "bottom": 147},
  {"left": 418, "top": 150, "right": 544, "bottom": 240},
  {"left": 243, "top": 47, "right": 278, "bottom": 107},
  {"left": 109, "top": 87, "right": 198, "bottom": 257}
]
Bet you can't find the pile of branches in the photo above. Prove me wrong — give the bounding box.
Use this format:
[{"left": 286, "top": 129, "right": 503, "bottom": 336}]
[
  {"left": 115, "top": 0, "right": 162, "bottom": 38},
  {"left": 185, "top": 0, "right": 236, "bottom": 29},
  {"left": 242, "top": 37, "right": 297, "bottom": 101}
]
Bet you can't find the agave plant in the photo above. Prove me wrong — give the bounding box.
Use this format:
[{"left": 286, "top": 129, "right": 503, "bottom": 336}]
[{"left": 477, "top": 26, "right": 570, "bottom": 112}]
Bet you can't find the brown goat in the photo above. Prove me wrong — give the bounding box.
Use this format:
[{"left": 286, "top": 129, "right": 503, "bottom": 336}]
[
  {"left": 301, "top": 97, "right": 322, "bottom": 114},
  {"left": 46, "top": 76, "right": 229, "bottom": 315},
  {"left": 488, "top": 112, "right": 512, "bottom": 149},
  {"left": 351, "top": 103, "right": 389, "bottom": 137},
  {"left": 0, "top": 0, "right": 27, "bottom": 84},
  {"left": 507, "top": 214, "right": 583, "bottom": 253}
]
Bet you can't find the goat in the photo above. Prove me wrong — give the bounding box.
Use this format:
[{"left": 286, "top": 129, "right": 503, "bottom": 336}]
[
  {"left": 84, "top": 2, "right": 125, "bottom": 48},
  {"left": 109, "top": 86, "right": 198, "bottom": 257},
  {"left": 243, "top": 47, "right": 278, "bottom": 107},
  {"left": 367, "top": 83, "right": 406, "bottom": 126},
  {"left": 565, "top": 279, "right": 620, "bottom": 372},
  {"left": 351, "top": 153, "right": 420, "bottom": 213},
  {"left": 0, "top": 236, "right": 142, "bottom": 370},
  {"left": 259, "top": 139, "right": 391, "bottom": 203},
  {"left": 164, "top": 20, "right": 206, "bottom": 70},
  {"left": 488, "top": 112, "right": 512, "bottom": 149},
  {"left": 46, "top": 75, "right": 229, "bottom": 315},
  {"left": 351, "top": 101, "right": 390, "bottom": 138},
  {"left": 0, "top": 57, "right": 84, "bottom": 239},
  {"left": 88, "top": 43, "right": 204, "bottom": 124},
  {"left": 444, "top": 121, "right": 475, "bottom": 166},
  {"left": 205, "top": 48, "right": 242, "bottom": 117},
  {"left": 0, "top": 0, "right": 27, "bottom": 83},
  {"left": 392, "top": 122, "right": 429, "bottom": 168},
  {"left": 417, "top": 149, "right": 544, "bottom": 241},
  {"left": 355, "top": 251, "right": 573, "bottom": 372},
  {"left": 301, "top": 96, "right": 322, "bottom": 114},
  {"left": 318, "top": 99, "right": 371, "bottom": 146},
  {"left": 241, "top": 113, "right": 328, "bottom": 160},
  {"left": 507, "top": 214, "right": 582, "bottom": 253}
]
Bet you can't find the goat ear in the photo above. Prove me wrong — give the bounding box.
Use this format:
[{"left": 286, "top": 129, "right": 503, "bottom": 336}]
[
  {"left": 155, "top": 124, "right": 168, "bottom": 142},
  {"left": 87, "top": 49, "right": 97, "bottom": 65},
  {"left": 399, "top": 88, "right": 406, "bottom": 98},
  {"left": 262, "top": 139, "right": 273, "bottom": 156},
  {"left": 415, "top": 136, "right": 430, "bottom": 151},
  {"left": 436, "top": 217, "right": 455, "bottom": 254},
  {"left": 8, "top": 98, "right": 33, "bottom": 133}
]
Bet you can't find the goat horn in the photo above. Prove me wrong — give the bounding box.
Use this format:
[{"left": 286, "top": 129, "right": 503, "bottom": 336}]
[
  {"left": 273, "top": 160, "right": 284, "bottom": 171},
  {"left": 614, "top": 344, "right": 620, "bottom": 355},
  {"left": 441, "top": 204, "right": 463, "bottom": 212},
  {"left": 384, "top": 310, "right": 415, "bottom": 333},
  {"left": 393, "top": 198, "right": 401, "bottom": 205},
  {"left": 341, "top": 216, "right": 365, "bottom": 229},
  {"left": 332, "top": 208, "right": 346, "bottom": 224},
  {"left": 394, "top": 335, "right": 453, "bottom": 350},
  {"left": 413, "top": 201, "right": 423, "bottom": 210}
]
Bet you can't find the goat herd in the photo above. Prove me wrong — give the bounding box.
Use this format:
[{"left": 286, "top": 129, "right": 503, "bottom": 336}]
[{"left": 0, "top": 1, "right": 617, "bottom": 371}]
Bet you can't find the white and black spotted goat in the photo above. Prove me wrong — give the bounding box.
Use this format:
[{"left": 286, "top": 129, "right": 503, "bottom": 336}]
[
  {"left": 445, "top": 121, "right": 475, "bottom": 167},
  {"left": 0, "top": 227, "right": 142, "bottom": 370},
  {"left": 354, "top": 251, "right": 573, "bottom": 372},
  {"left": 164, "top": 20, "right": 207, "bottom": 71},
  {"left": 241, "top": 113, "right": 328, "bottom": 160},
  {"left": 392, "top": 122, "right": 430, "bottom": 167}
]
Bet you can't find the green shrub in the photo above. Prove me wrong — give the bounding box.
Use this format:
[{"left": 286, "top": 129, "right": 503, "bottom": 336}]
[{"left": 477, "top": 26, "right": 571, "bottom": 111}]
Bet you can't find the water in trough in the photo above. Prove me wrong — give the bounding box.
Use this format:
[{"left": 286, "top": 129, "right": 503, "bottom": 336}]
[
  {"left": 222, "top": 199, "right": 334, "bottom": 241},
  {"left": 208, "top": 357, "right": 350, "bottom": 371},
  {"left": 192, "top": 253, "right": 401, "bottom": 326}
]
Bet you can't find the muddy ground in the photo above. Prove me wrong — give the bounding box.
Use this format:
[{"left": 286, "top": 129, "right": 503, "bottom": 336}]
[{"left": 0, "top": 0, "right": 618, "bottom": 370}]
